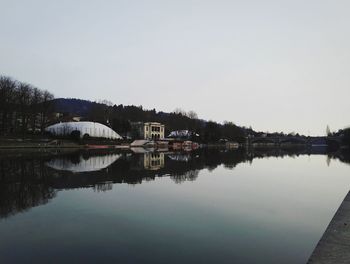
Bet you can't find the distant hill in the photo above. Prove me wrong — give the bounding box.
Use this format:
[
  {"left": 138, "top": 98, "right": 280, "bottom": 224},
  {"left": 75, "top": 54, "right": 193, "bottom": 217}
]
[{"left": 52, "top": 98, "right": 96, "bottom": 116}]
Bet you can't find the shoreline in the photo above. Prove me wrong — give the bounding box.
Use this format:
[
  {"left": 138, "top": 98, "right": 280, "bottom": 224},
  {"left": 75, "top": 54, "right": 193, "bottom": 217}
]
[
  {"left": 308, "top": 191, "right": 350, "bottom": 263},
  {"left": 0, "top": 144, "right": 131, "bottom": 150}
]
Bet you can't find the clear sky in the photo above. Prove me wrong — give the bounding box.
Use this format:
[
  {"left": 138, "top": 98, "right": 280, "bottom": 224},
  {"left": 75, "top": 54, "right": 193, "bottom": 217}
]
[{"left": 1, "top": 0, "right": 349, "bottom": 135}]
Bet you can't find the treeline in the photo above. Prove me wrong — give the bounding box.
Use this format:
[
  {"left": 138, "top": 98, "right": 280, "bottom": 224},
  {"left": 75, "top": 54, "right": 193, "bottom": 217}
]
[
  {"left": 0, "top": 76, "right": 54, "bottom": 135},
  {"left": 52, "top": 98, "right": 247, "bottom": 142},
  {"left": 0, "top": 74, "right": 247, "bottom": 142},
  {"left": 83, "top": 100, "right": 247, "bottom": 142},
  {"left": 332, "top": 127, "right": 350, "bottom": 146},
  {"left": 344, "top": 128, "right": 350, "bottom": 146}
]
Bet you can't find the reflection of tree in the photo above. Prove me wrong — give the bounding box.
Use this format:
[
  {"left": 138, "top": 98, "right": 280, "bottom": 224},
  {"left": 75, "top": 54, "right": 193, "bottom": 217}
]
[
  {"left": 0, "top": 155, "right": 56, "bottom": 219},
  {"left": 328, "top": 148, "right": 350, "bottom": 165},
  {"left": 171, "top": 170, "right": 199, "bottom": 183}
]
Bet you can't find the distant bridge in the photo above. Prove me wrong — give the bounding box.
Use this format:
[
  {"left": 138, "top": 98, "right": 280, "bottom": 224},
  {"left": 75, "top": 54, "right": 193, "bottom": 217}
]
[{"left": 248, "top": 136, "right": 342, "bottom": 146}]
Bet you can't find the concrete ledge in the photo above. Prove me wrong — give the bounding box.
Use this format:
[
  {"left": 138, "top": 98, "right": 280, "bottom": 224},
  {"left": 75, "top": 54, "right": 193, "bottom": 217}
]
[{"left": 308, "top": 192, "right": 350, "bottom": 264}]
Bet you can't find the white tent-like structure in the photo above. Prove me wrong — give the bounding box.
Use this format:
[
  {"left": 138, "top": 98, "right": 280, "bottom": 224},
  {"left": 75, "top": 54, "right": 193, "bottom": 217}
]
[{"left": 45, "top": 121, "right": 122, "bottom": 139}]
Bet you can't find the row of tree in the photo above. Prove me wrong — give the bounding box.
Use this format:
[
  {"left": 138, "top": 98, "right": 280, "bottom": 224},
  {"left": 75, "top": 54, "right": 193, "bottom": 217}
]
[
  {"left": 0, "top": 75, "right": 247, "bottom": 142},
  {"left": 2, "top": 75, "right": 348, "bottom": 145},
  {"left": 325, "top": 127, "right": 350, "bottom": 148},
  {"left": 53, "top": 99, "right": 248, "bottom": 142},
  {"left": 80, "top": 100, "right": 247, "bottom": 142},
  {"left": 340, "top": 128, "right": 350, "bottom": 146},
  {"left": 0, "top": 76, "right": 54, "bottom": 136}
]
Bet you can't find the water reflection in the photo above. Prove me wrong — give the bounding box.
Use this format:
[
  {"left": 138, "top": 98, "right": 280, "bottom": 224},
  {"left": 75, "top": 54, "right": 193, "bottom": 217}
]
[
  {"left": 0, "top": 146, "right": 349, "bottom": 220},
  {"left": 0, "top": 156, "right": 56, "bottom": 219},
  {"left": 46, "top": 153, "right": 121, "bottom": 172},
  {"left": 141, "top": 152, "right": 165, "bottom": 170}
]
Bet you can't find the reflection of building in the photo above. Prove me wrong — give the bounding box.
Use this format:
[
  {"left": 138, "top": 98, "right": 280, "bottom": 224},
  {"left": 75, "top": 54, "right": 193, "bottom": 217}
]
[
  {"left": 168, "top": 154, "right": 191, "bottom": 162},
  {"left": 46, "top": 154, "right": 121, "bottom": 172},
  {"left": 143, "top": 153, "right": 165, "bottom": 170},
  {"left": 131, "top": 122, "right": 165, "bottom": 140}
]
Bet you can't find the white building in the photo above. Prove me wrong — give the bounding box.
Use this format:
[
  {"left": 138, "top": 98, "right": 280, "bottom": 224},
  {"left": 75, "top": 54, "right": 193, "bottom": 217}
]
[
  {"left": 45, "top": 121, "right": 122, "bottom": 139},
  {"left": 168, "top": 130, "right": 199, "bottom": 139}
]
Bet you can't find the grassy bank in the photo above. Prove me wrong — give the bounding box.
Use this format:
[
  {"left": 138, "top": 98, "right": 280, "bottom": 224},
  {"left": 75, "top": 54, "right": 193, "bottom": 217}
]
[{"left": 0, "top": 135, "right": 123, "bottom": 149}]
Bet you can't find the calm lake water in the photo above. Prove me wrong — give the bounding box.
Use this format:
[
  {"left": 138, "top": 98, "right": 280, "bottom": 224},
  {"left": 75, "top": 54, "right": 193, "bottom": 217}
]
[{"left": 0, "top": 148, "right": 349, "bottom": 263}]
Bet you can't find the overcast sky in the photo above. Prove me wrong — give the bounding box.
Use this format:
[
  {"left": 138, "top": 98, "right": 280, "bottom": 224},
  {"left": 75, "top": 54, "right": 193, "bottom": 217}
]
[{"left": 1, "top": 0, "right": 349, "bottom": 135}]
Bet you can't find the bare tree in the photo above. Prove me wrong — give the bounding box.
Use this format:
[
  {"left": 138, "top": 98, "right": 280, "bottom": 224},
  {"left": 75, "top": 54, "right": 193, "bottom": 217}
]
[
  {"left": 0, "top": 76, "right": 18, "bottom": 134},
  {"left": 18, "top": 82, "right": 32, "bottom": 134},
  {"left": 0, "top": 75, "right": 55, "bottom": 135},
  {"left": 29, "top": 87, "right": 42, "bottom": 133},
  {"left": 98, "top": 99, "right": 113, "bottom": 107},
  {"left": 174, "top": 108, "right": 186, "bottom": 116},
  {"left": 40, "top": 90, "right": 54, "bottom": 133},
  {"left": 187, "top": 110, "right": 198, "bottom": 119}
]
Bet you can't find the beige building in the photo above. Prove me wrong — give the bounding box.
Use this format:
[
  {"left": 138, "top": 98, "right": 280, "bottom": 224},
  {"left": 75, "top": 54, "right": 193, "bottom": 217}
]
[{"left": 131, "top": 122, "right": 165, "bottom": 140}]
